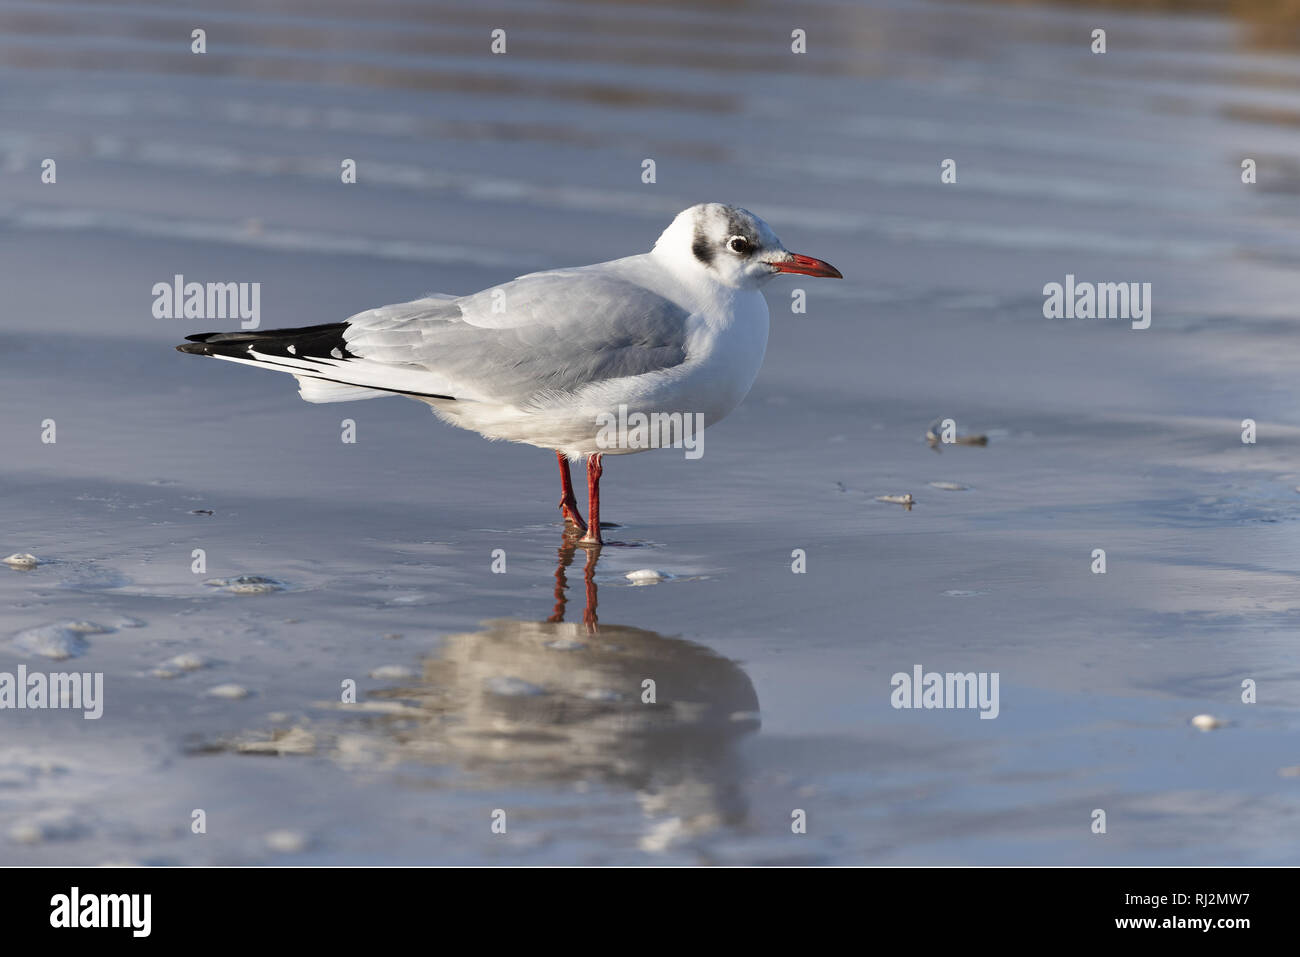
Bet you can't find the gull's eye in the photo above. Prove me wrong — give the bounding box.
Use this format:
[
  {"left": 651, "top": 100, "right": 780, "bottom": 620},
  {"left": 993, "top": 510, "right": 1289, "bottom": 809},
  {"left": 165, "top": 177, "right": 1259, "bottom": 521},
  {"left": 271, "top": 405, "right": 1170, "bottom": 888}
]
[{"left": 727, "top": 236, "right": 751, "bottom": 254}]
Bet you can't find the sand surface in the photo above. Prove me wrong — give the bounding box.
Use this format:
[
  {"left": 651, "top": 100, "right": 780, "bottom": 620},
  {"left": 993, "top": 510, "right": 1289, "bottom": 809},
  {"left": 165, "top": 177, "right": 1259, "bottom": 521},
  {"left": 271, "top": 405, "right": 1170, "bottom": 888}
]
[{"left": 2, "top": 0, "right": 1300, "bottom": 864}]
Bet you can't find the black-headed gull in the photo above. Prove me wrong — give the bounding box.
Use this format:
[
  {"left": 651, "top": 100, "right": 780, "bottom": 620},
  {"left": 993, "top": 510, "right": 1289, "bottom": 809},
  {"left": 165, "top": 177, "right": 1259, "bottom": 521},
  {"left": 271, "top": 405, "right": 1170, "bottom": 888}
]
[{"left": 177, "top": 203, "right": 841, "bottom": 545}]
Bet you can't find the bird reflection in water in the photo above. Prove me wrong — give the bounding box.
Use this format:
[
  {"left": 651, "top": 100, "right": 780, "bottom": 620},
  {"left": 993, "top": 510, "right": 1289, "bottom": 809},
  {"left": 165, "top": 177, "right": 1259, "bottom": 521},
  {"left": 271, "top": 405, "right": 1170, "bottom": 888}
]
[
  {"left": 231, "top": 535, "right": 762, "bottom": 853},
  {"left": 548, "top": 536, "right": 600, "bottom": 630}
]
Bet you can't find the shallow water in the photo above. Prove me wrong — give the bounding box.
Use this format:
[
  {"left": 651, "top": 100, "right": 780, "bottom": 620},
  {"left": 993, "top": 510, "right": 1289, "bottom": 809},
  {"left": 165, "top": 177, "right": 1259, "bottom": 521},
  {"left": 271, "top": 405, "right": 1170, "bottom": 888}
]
[{"left": 3, "top": 0, "right": 1300, "bottom": 864}]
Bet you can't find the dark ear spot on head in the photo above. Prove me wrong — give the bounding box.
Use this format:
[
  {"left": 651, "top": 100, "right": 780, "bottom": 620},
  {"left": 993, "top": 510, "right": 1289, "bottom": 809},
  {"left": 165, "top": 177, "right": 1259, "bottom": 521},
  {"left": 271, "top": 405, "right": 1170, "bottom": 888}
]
[{"left": 692, "top": 225, "right": 714, "bottom": 267}]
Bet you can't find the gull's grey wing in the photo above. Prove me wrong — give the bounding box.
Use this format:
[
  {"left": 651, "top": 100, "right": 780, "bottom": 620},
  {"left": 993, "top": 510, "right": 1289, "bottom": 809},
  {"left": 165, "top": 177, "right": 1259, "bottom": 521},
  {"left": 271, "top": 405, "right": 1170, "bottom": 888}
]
[{"left": 343, "top": 269, "right": 691, "bottom": 406}]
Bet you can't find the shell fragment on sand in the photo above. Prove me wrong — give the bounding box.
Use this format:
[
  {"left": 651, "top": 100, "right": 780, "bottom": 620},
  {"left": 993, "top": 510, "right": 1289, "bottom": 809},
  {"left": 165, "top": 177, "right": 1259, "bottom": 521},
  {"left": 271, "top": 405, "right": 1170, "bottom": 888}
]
[
  {"left": 152, "top": 653, "right": 212, "bottom": 678},
  {"left": 625, "top": 568, "right": 670, "bottom": 584},
  {"left": 925, "top": 419, "right": 990, "bottom": 450},
  {"left": 876, "top": 493, "right": 915, "bottom": 509},
  {"left": 235, "top": 727, "right": 317, "bottom": 755},
  {"left": 202, "top": 576, "right": 284, "bottom": 595},
  {"left": 368, "top": 665, "right": 415, "bottom": 680}
]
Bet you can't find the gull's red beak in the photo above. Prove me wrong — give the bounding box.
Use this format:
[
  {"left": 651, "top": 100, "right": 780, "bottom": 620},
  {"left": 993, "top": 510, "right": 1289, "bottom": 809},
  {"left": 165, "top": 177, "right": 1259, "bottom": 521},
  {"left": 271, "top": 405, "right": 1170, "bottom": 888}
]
[{"left": 766, "top": 252, "right": 843, "bottom": 279}]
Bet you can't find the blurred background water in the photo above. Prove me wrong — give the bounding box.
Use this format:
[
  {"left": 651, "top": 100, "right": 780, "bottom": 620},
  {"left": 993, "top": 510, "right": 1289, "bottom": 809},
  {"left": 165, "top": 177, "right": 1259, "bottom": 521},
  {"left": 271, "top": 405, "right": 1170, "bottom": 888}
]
[{"left": 3, "top": 0, "right": 1300, "bottom": 864}]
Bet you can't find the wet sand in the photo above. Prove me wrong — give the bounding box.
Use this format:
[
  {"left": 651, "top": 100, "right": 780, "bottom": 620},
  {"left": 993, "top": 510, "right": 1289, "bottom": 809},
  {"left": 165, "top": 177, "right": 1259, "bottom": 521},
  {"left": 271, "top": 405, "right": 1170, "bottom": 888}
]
[{"left": 3, "top": 0, "right": 1300, "bottom": 864}]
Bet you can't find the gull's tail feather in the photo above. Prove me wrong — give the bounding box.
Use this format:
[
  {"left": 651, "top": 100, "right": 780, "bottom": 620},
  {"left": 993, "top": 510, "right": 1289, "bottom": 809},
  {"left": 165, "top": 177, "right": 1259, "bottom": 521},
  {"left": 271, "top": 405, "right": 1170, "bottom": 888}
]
[{"left": 176, "top": 323, "right": 452, "bottom": 404}]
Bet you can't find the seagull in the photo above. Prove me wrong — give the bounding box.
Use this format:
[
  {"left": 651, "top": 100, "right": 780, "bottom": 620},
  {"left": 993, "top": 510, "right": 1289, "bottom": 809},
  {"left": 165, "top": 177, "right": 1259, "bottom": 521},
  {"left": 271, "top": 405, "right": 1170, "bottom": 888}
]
[{"left": 177, "top": 203, "right": 842, "bottom": 545}]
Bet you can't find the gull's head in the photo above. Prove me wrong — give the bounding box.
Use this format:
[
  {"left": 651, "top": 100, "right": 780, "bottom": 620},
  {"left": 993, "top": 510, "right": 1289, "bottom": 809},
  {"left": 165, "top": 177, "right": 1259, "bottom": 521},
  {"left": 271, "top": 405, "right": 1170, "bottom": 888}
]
[{"left": 652, "top": 203, "right": 842, "bottom": 290}]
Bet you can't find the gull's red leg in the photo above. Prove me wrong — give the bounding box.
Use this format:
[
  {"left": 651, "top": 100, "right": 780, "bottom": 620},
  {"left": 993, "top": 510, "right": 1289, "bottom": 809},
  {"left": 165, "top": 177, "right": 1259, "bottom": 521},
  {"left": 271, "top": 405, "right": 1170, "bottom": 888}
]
[
  {"left": 578, "top": 453, "right": 604, "bottom": 547},
  {"left": 556, "top": 450, "right": 586, "bottom": 532}
]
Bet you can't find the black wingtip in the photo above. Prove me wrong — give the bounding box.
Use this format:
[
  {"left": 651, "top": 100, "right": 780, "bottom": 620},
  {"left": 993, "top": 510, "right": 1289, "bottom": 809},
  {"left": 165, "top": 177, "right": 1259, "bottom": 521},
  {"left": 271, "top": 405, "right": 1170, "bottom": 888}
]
[
  {"left": 177, "top": 331, "right": 222, "bottom": 354},
  {"left": 175, "top": 322, "right": 352, "bottom": 361}
]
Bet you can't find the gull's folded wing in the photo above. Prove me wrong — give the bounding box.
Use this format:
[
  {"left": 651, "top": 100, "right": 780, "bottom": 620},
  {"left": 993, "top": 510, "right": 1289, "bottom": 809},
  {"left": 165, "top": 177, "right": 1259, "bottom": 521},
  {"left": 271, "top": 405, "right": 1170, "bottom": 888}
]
[{"left": 342, "top": 266, "right": 692, "bottom": 406}]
